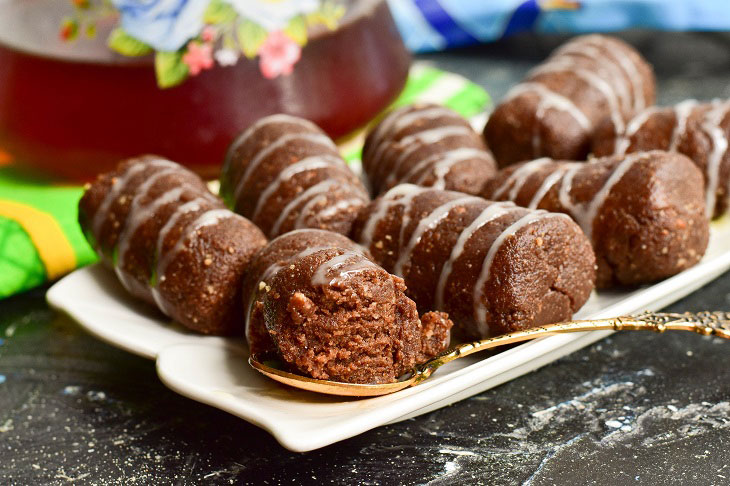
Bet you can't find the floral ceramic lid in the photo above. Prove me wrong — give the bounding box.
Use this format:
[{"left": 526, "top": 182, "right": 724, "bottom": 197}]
[{"left": 61, "top": 0, "right": 346, "bottom": 87}]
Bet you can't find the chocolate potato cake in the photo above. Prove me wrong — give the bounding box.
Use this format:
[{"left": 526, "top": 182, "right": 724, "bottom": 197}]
[
  {"left": 484, "top": 34, "right": 655, "bottom": 166},
  {"left": 350, "top": 185, "right": 595, "bottom": 339},
  {"left": 362, "top": 103, "right": 497, "bottom": 195},
  {"left": 79, "top": 156, "right": 267, "bottom": 335},
  {"left": 243, "top": 229, "right": 453, "bottom": 384},
  {"left": 220, "top": 114, "right": 369, "bottom": 238},
  {"left": 482, "top": 151, "right": 709, "bottom": 287},
  {"left": 593, "top": 99, "right": 730, "bottom": 218}
]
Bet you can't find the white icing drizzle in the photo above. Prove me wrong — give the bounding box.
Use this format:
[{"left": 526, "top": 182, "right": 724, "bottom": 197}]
[
  {"left": 505, "top": 82, "right": 592, "bottom": 157},
  {"left": 251, "top": 154, "right": 344, "bottom": 220},
  {"left": 291, "top": 182, "right": 355, "bottom": 229},
  {"left": 531, "top": 62, "right": 625, "bottom": 135},
  {"left": 400, "top": 147, "right": 491, "bottom": 189},
  {"left": 391, "top": 106, "right": 456, "bottom": 132},
  {"left": 162, "top": 209, "right": 235, "bottom": 264},
  {"left": 434, "top": 201, "right": 518, "bottom": 310},
  {"left": 701, "top": 101, "right": 730, "bottom": 217},
  {"left": 377, "top": 106, "right": 459, "bottom": 152},
  {"left": 371, "top": 125, "right": 472, "bottom": 184},
  {"left": 114, "top": 172, "right": 187, "bottom": 293},
  {"left": 365, "top": 105, "right": 413, "bottom": 158},
  {"left": 150, "top": 198, "right": 207, "bottom": 311},
  {"left": 504, "top": 82, "right": 592, "bottom": 133},
  {"left": 553, "top": 42, "right": 632, "bottom": 113},
  {"left": 310, "top": 197, "right": 365, "bottom": 221},
  {"left": 226, "top": 114, "right": 318, "bottom": 161},
  {"left": 91, "top": 159, "right": 177, "bottom": 241},
  {"left": 578, "top": 34, "right": 646, "bottom": 111},
  {"left": 579, "top": 153, "right": 645, "bottom": 239},
  {"left": 557, "top": 163, "right": 583, "bottom": 219},
  {"left": 397, "top": 125, "right": 473, "bottom": 152},
  {"left": 428, "top": 150, "right": 491, "bottom": 189},
  {"left": 558, "top": 154, "right": 645, "bottom": 241},
  {"left": 270, "top": 179, "right": 340, "bottom": 235},
  {"left": 310, "top": 250, "right": 375, "bottom": 286},
  {"left": 367, "top": 105, "right": 458, "bottom": 160},
  {"left": 473, "top": 211, "right": 555, "bottom": 335},
  {"left": 597, "top": 41, "right": 646, "bottom": 111},
  {"left": 232, "top": 132, "right": 336, "bottom": 204},
  {"left": 151, "top": 207, "right": 233, "bottom": 315},
  {"left": 393, "top": 195, "right": 482, "bottom": 276},
  {"left": 527, "top": 165, "right": 569, "bottom": 209},
  {"left": 491, "top": 158, "right": 551, "bottom": 201},
  {"left": 614, "top": 106, "right": 659, "bottom": 155},
  {"left": 669, "top": 99, "right": 698, "bottom": 152},
  {"left": 384, "top": 125, "right": 475, "bottom": 188},
  {"left": 359, "top": 184, "right": 426, "bottom": 250}
]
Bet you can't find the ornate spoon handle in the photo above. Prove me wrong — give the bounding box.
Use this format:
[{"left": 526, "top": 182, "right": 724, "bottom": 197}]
[{"left": 412, "top": 311, "right": 730, "bottom": 384}]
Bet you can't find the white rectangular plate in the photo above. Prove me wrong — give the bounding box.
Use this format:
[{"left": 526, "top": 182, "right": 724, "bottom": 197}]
[{"left": 47, "top": 218, "right": 730, "bottom": 452}]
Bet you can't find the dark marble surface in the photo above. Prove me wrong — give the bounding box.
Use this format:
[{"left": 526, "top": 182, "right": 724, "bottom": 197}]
[{"left": 2, "top": 32, "right": 730, "bottom": 485}]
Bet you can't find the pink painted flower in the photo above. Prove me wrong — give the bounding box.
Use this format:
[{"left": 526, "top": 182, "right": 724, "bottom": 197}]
[
  {"left": 183, "top": 41, "right": 213, "bottom": 75},
  {"left": 258, "top": 31, "right": 301, "bottom": 79},
  {"left": 201, "top": 25, "right": 217, "bottom": 43}
]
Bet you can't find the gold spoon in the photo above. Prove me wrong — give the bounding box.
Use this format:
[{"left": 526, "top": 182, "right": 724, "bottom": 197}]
[{"left": 249, "top": 311, "right": 730, "bottom": 397}]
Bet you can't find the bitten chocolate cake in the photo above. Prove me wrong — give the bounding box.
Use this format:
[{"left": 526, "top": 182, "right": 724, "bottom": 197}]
[
  {"left": 350, "top": 185, "right": 595, "bottom": 339},
  {"left": 362, "top": 103, "right": 497, "bottom": 195},
  {"left": 593, "top": 99, "right": 730, "bottom": 218},
  {"left": 243, "top": 229, "right": 453, "bottom": 384},
  {"left": 484, "top": 34, "right": 655, "bottom": 166},
  {"left": 482, "top": 151, "right": 709, "bottom": 288},
  {"left": 79, "top": 155, "right": 267, "bottom": 335},
  {"left": 220, "top": 114, "right": 369, "bottom": 238}
]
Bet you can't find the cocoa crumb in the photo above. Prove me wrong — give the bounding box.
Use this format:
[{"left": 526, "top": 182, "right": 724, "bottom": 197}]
[{"left": 288, "top": 292, "right": 316, "bottom": 324}]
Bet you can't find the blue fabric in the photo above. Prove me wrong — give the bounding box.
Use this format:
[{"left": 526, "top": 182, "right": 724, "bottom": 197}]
[
  {"left": 412, "top": 0, "right": 479, "bottom": 47},
  {"left": 389, "top": 0, "right": 730, "bottom": 52}
]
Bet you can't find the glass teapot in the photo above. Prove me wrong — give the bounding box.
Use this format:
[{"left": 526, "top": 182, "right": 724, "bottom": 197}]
[{"left": 0, "top": 0, "right": 410, "bottom": 180}]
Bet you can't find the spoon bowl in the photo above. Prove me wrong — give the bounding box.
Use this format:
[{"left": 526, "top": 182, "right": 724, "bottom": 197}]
[
  {"left": 249, "top": 311, "right": 730, "bottom": 397},
  {"left": 248, "top": 358, "right": 415, "bottom": 396}
]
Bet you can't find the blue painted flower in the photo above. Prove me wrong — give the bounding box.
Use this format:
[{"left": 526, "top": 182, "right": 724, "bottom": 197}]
[{"left": 112, "top": 0, "right": 209, "bottom": 51}]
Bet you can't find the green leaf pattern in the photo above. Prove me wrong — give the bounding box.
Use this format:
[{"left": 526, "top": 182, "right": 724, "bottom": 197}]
[
  {"left": 237, "top": 20, "right": 268, "bottom": 59},
  {"left": 284, "top": 16, "right": 308, "bottom": 46},
  {"left": 108, "top": 28, "right": 153, "bottom": 56},
  {"left": 204, "top": 0, "right": 237, "bottom": 24},
  {"left": 155, "top": 51, "right": 189, "bottom": 89}
]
